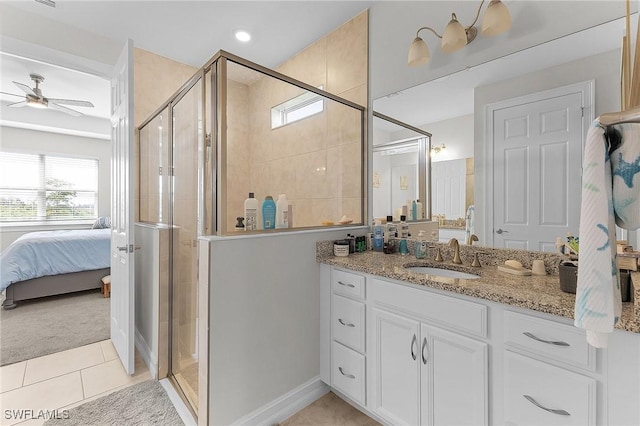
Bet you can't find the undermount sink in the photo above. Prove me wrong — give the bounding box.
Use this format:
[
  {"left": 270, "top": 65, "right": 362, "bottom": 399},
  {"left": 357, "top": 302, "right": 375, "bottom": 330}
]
[{"left": 405, "top": 266, "right": 481, "bottom": 280}]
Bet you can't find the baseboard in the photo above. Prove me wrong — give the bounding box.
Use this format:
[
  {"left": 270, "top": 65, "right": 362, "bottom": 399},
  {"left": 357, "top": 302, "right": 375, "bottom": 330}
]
[
  {"left": 134, "top": 328, "right": 158, "bottom": 379},
  {"left": 160, "top": 378, "right": 197, "bottom": 426},
  {"left": 230, "top": 377, "right": 329, "bottom": 426}
]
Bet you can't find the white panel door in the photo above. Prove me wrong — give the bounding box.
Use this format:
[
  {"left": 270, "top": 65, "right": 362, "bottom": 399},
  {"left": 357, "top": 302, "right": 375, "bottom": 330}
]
[
  {"left": 420, "top": 324, "right": 488, "bottom": 426},
  {"left": 371, "top": 308, "right": 421, "bottom": 426},
  {"left": 491, "top": 90, "right": 583, "bottom": 251},
  {"left": 110, "top": 40, "right": 135, "bottom": 375},
  {"left": 431, "top": 159, "right": 466, "bottom": 219}
]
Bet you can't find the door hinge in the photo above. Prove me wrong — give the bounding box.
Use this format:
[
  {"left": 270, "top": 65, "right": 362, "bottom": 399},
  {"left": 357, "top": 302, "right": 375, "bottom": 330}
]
[{"left": 581, "top": 107, "right": 584, "bottom": 117}]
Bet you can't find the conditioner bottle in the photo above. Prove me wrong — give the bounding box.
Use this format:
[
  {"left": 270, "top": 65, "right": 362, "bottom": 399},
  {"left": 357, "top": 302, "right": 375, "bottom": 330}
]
[
  {"left": 262, "top": 196, "right": 276, "bottom": 230},
  {"left": 244, "top": 192, "right": 258, "bottom": 231}
]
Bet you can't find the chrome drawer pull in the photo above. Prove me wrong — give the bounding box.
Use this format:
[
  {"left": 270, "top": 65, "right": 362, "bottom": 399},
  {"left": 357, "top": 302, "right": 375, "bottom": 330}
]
[
  {"left": 338, "top": 318, "right": 355, "bottom": 327},
  {"left": 411, "top": 334, "right": 417, "bottom": 361},
  {"left": 337, "top": 281, "right": 355, "bottom": 288},
  {"left": 422, "top": 337, "right": 429, "bottom": 364},
  {"left": 523, "top": 332, "right": 570, "bottom": 347},
  {"left": 523, "top": 395, "right": 570, "bottom": 416},
  {"left": 338, "top": 367, "right": 355, "bottom": 379}
]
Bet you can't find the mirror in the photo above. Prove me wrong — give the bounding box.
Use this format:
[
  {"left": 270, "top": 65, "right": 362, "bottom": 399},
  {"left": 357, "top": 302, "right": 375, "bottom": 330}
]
[
  {"left": 372, "top": 112, "right": 431, "bottom": 223},
  {"left": 373, "top": 16, "right": 634, "bottom": 250}
]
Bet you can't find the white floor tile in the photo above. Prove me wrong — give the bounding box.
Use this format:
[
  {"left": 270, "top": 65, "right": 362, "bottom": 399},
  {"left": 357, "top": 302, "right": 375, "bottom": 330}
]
[
  {"left": 81, "top": 358, "right": 150, "bottom": 399},
  {"left": 23, "top": 343, "right": 104, "bottom": 386},
  {"left": 99, "top": 340, "right": 118, "bottom": 361},
  {"left": 0, "top": 372, "right": 83, "bottom": 426},
  {"left": 0, "top": 362, "right": 26, "bottom": 393}
]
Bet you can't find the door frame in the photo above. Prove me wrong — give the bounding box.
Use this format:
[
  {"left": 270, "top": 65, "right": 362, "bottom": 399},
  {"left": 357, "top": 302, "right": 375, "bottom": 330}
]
[{"left": 483, "top": 81, "right": 594, "bottom": 247}]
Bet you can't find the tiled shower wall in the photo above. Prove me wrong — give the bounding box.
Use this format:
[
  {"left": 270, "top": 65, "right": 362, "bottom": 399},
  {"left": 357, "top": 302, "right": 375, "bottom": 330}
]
[{"left": 225, "top": 10, "right": 368, "bottom": 231}]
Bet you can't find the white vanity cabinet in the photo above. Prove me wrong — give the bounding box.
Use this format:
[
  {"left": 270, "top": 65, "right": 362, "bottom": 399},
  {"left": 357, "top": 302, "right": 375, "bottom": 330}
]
[{"left": 369, "top": 279, "right": 488, "bottom": 426}]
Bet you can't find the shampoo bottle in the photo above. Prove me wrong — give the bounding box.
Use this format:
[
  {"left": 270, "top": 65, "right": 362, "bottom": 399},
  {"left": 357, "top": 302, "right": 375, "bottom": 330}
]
[
  {"left": 276, "top": 194, "right": 289, "bottom": 229},
  {"left": 262, "top": 196, "right": 276, "bottom": 230},
  {"left": 416, "top": 199, "right": 423, "bottom": 220},
  {"left": 244, "top": 192, "right": 258, "bottom": 231},
  {"left": 386, "top": 215, "right": 397, "bottom": 241},
  {"left": 399, "top": 215, "right": 409, "bottom": 238},
  {"left": 373, "top": 220, "right": 384, "bottom": 252}
]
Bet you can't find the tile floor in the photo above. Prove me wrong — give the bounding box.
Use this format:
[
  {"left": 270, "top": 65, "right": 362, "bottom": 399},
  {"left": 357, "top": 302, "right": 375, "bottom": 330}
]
[
  {"left": 281, "top": 392, "right": 381, "bottom": 426},
  {"left": 0, "top": 340, "right": 150, "bottom": 426}
]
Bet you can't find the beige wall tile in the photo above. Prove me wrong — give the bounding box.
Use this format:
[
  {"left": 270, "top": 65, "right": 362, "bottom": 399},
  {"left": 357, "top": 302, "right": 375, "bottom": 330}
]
[
  {"left": 278, "top": 37, "right": 328, "bottom": 88},
  {"left": 134, "top": 48, "right": 198, "bottom": 128},
  {"left": 326, "top": 11, "right": 368, "bottom": 95},
  {"left": 338, "top": 84, "right": 367, "bottom": 107},
  {"left": 295, "top": 151, "right": 328, "bottom": 199},
  {"left": 327, "top": 100, "right": 363, "bottom": 148}
]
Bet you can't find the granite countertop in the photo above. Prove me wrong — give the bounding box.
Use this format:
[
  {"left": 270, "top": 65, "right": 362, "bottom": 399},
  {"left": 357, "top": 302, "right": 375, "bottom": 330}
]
[{"left": 318, "top": 249, "right": 640, "bottom": 334}]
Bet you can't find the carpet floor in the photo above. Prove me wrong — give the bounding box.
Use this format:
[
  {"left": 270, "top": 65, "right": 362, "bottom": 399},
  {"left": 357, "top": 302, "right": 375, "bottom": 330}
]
[
  {"left": 0, "top": 289, "right": 110, "bottom": 366},
  {"left": 44, "top": 380, "right": 183, "bottom": 426}
]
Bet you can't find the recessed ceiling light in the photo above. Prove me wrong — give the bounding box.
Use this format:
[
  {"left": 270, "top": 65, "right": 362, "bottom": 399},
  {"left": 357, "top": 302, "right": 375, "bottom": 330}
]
[{"left": 234, "top": 30, "right": 252, "bottom": 43}]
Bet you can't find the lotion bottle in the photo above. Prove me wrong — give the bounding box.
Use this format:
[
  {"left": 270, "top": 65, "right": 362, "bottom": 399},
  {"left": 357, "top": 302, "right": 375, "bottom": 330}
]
[
  {"left": 244, "top": 192, "right": 258, "bottom": 231},
  {"left": 275, "top": 194, "right": 289, "bottom": 229},
  {"left": 262, "top": 196, "right": 276, "bottom": 230},
  {"left": 373, "top": 220, "right": 384, "bottom": 252}
]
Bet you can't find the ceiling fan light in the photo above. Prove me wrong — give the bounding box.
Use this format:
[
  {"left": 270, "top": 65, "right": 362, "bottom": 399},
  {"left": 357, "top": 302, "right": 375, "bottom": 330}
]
[
  {"left": 408, "top": 36, "right": 431, "bottom": 66},
  {"left": 441, "top": 13, "right": 467, "bottom": 53},
  {"left": 26, "top": 97, "right": 48, "bottom": 109},
  {"left": 481, "top": 0, "right": 512, "bottom": 36}
]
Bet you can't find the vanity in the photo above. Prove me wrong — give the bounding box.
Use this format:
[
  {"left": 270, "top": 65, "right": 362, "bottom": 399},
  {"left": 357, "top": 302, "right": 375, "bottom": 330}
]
[{"left": 318, "top": 244, "right": 640, "bottom": 426}]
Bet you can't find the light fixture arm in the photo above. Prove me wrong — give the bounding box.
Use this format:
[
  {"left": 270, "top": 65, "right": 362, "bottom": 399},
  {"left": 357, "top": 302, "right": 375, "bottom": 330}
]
[
  {"left": 416, "top": 26, "right": 443, "bottom": 40},
  {"left": 466, "top": 0, "right": 486, "bottom": 31}
]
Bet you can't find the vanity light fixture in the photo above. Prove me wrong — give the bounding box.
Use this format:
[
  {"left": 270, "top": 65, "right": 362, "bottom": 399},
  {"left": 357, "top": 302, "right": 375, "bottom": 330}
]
[
  {"left": 408, "top": 0, "right": 512, "bottom": 66},
  {"left": 431, "top": 144, "right": 446, "bottom": 155},
  {"left": 234, "top": 30, "right": 252, "bottom": 42}
]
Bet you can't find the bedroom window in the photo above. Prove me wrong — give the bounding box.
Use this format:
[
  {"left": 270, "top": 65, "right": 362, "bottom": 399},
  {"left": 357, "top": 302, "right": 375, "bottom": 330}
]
[{"left": 0, "top": 152, "right": 99, "bottom": 222}]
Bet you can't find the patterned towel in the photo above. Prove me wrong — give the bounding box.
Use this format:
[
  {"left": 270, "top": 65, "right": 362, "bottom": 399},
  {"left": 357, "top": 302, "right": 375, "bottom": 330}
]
[{"left": 575, "top": 121, "right": 640, "bottom": 347}]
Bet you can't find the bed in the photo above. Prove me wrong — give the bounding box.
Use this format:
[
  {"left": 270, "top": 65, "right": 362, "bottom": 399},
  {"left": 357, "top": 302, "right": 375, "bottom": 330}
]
[{"left": 1, "top": 228, "right": 111, "bottom": 309}]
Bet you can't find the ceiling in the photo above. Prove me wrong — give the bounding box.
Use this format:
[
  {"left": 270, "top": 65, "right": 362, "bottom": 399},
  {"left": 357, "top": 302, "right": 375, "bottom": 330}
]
[{"left": 0, "top": 1, "right": 636, "bottom": 139}]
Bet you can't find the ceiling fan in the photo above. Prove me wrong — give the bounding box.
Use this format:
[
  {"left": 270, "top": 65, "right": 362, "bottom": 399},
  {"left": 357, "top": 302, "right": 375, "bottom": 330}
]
[{"left": 1, "top": 73, "right": 94, "bottom": 117}]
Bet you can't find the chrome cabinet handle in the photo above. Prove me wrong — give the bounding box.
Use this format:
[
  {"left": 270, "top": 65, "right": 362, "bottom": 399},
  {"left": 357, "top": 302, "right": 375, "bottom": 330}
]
[
  {"left": 523, "top": 332, "right": 570, "bottom": 347},
  {"left": 411, "top": 334, "right": 417, "bottom": 361},
  {"left": 523, "top": 395, "right": 570, "bottom": 416},
  {"left": 337, "top": 281, "right": 355, "bottom": 288},
  {"left": 338, "top": 318, "right": 355, "bottom": 327},
  {"left": 338, "top": 367, "right": 355, "bottom": 379},
  {"left": 117, "top": 245, "right": 128, "bottom": 252},
  {"left": 422, "top": 337, "right": 429, "bottom": 364}
]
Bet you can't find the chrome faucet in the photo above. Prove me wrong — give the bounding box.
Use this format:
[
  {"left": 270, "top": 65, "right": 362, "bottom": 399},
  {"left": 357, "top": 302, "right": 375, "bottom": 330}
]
[
  {"left": 467, "top": 234, "right": 479, "bottom": 246},
  {"left": 448, "top": 238, "right": 462, "bottom": 264}
]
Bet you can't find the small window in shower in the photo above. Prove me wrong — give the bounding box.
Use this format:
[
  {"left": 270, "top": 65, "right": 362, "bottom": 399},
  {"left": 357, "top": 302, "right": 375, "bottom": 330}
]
[{"left": 270, "top": 87, "right": 324, "bottom": 129}]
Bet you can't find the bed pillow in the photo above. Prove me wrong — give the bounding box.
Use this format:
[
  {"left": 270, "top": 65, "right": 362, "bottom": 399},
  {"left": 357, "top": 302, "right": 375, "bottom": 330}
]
[{"left": 92, "top": 216, "right": 112, "bottom": 229}]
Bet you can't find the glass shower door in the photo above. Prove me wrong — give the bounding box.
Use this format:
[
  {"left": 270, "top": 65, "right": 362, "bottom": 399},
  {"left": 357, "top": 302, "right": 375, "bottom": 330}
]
[{"left": 170, "top": 78, "right": 202, "bottom": 413}]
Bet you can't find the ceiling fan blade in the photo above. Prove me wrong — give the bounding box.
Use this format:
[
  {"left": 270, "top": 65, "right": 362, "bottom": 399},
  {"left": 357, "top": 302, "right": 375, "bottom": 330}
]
[
  {"left": 12, "top": 81, "right": 36, "bottom": 97},
  {"left": 49, "top": 102, "right": 83, "bottom": 116},
  {"left": 7, "top": 101, "right": 27, "bottom": 108},
  {"left": 0, "top": 91, "right": 25, "bottom": 98},
  {"left": 47, "top": 98, "right": 95, "bottom": 108}
]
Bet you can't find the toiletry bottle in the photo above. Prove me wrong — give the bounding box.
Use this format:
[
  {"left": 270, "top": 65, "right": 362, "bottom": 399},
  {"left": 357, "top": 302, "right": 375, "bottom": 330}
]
[
  {"left": 415, "top": 230, "right": 427, "bottom": 259},
  {"left": 399, "top": 215, "right": 409, "bottom": 238},
  {"left": 276, "top": 194, "right": 289, "bottom": 228},
  {"left": 412, "top": 200, "right": 417, "bottom": 221},
  {"left": 347, "top": 234, "right": 356, "bottom": 254},
  {"left": 416, "top": 199, "right": 423, "bottom": 220},
  {"left": 262, "top": 195, "right": 276, "bottom": 230},
  {"left": 235, "top": 217, "right": 245, "bottom": 231},
  {"left": 373, "top": 220, "right": 384, "bottom": 252},
  {"left": 244, "top": 192, "right": 258, "bottom": 231},
  {"left": 399, "top": 237, "right": 409, "bottom": 255},
  {"left": 386, "top": 215, "right": 397, "bottom": 240}
]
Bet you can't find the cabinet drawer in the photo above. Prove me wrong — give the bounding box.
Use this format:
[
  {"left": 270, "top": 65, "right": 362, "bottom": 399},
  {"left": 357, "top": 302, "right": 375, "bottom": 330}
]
[
  {"left": 504, "top": 311, "right": 595, "bottom": 371},
  {"left": 331, "top": 294, "right": 365, "bottom": 353},
  {"left": 332, "top": 341, "right": 365, "bottom": 405},
  {"left": 371, "top": 278, "right": 487, "bottom": 338},
  {"left": 504, "top": 351, "right": 596, "bottom": 426},
  {"left": 332, "top": 269, "right": 365, "bottom": 300}
]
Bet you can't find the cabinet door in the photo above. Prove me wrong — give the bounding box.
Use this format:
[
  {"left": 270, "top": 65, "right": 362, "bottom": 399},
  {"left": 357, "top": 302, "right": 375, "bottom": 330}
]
[
  {"left": 371, "top": 308, "right": 421, "bottom": 426},
  {"left": 421, "top": 324, "right": 488, "bottom": 426}
]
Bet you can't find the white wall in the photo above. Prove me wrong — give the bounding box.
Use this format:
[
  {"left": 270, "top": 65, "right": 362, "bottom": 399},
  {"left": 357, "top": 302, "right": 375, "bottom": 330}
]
[
  {"left": 206, "top": 227, "right": 365, "bottom": 425},
  {"left": 473, "top": 48, "right": 620, "bottom": 243},
  {"left": 0, "top": 126, "right": 111, "bottom": 249},
  {"left": 422, "top": 114, "right": 474, "bottom": 162}
]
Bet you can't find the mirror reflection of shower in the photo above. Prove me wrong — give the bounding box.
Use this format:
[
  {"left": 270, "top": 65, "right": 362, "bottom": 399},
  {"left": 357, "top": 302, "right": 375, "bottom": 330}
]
[{"left": 372, "top": 112, "right": 431, "bottom": 222}]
